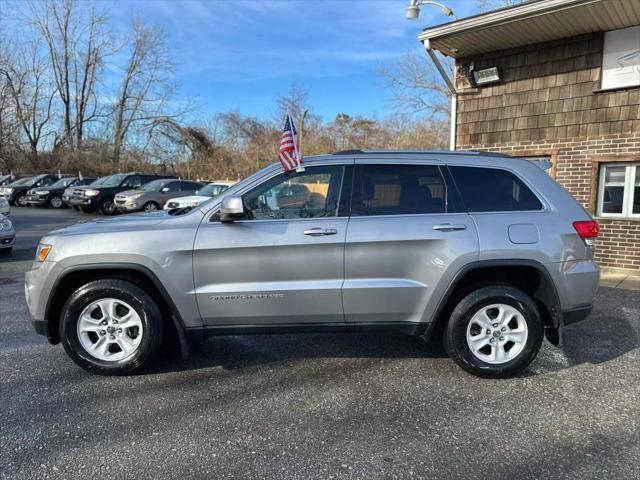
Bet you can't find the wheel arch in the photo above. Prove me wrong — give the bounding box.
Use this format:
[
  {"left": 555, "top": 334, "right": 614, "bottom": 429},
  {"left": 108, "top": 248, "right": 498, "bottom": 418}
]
[
  {"left": 424, "top": 259, "right": 563, "bottom": 346},
  {"left": 45, "top": 263, "right": 190, "bottom": 356}
]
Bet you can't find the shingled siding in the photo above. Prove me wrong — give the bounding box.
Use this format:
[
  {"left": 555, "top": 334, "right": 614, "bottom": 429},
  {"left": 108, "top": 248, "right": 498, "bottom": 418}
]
[{"left": 454, "top": 32, "right": 640, "bottom": 272}]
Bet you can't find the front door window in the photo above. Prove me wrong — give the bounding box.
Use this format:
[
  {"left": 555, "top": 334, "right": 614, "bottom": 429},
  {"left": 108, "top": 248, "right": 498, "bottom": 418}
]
[{"left": 242, "top": 165, "right": 346, "bottom": 220}]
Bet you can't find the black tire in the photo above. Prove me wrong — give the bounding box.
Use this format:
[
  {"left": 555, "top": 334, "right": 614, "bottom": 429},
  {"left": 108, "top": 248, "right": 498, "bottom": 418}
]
[
  {"left": 60, "top": 279, "right": 164, "bottom": 375},
  {"left": 98, "top": 197, "right": 116, "bottom": 215},
  {"left": 48, "top": 195, "right": 63, "bottom": 209},
  {"left": 14, "top": 193, "right": 26, "bottom": 207},
  {"left": 444, "top": 285, "right": 543, "bottom": 378},
  {"left": 142, "top": 201, "right": 159, "bottom": 212}
]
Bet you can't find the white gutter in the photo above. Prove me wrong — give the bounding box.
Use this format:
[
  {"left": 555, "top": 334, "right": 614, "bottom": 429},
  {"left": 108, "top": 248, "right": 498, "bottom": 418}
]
[
  {"left": 422, "top": 39, "right": 457, "bottom": 151},
  {"left": 417, "top": 0, "right": 597, "bottom": 46}
]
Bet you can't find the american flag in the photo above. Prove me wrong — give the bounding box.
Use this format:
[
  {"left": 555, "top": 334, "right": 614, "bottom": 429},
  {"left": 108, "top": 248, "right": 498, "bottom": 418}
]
[{"left": 278, "top": 114, "right": 302, "bottom": 172}]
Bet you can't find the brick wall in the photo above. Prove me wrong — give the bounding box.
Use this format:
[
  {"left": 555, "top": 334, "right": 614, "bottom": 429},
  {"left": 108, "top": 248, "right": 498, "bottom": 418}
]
[{"left": 455, "top": 33, "right": 640, "bottom": 272}]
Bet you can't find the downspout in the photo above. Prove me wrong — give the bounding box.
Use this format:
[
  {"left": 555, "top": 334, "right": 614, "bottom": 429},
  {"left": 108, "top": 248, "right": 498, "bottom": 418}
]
[{"left": 422, "top": 39, "right": 457, "bottom": 151}]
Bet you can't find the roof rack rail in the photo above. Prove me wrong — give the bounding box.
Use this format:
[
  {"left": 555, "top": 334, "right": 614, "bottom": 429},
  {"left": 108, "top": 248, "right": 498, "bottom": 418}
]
[
  {"left": 459, "top": 150, "right": 513, "bottom": 158},
  {"left": 332, "top": 149, "right": 364, "bottom": 155}
]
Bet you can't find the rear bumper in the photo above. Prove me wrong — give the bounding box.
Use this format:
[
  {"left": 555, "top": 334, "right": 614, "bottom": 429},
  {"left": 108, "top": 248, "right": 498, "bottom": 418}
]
[{"left": 562, "top": 305, "right": 593, "bottom": 325}]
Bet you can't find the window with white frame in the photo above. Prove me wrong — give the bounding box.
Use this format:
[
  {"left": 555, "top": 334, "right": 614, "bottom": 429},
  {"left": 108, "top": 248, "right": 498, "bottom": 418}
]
[
  {"left": 601, "top": 25, "right": 640, "bottom": 91},
  {"left": 597, "top": 163, "right": 640, "bottom": 218}
]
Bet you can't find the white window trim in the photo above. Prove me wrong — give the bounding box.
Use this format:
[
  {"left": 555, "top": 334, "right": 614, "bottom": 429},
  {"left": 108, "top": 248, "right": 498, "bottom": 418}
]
[{"left": 597, "top": 163, "right": 640, "bottom": 219}]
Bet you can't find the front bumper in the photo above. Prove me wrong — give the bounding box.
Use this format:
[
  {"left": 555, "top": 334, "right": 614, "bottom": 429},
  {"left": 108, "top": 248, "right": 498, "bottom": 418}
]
[
  {"left": 25, "top": 261, "right": 59, "bottom": 343},
  {"left": 24, "top": 195, "right": 48, "bottom": 207},
  {"left": 115, "top": 198, "right": 142, "bottom": 212},
  {"left": 67, "top": 196, "right": 97, "bottom": 208},
  {"left": 0, "top": 233, "right": 15, "bottom": 249}
]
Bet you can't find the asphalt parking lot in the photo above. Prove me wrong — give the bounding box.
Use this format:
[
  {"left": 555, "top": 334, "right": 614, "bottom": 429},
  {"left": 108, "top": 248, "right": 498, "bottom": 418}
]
[{"left": 1, "top": 207, "right": 639, "bottom": 480}]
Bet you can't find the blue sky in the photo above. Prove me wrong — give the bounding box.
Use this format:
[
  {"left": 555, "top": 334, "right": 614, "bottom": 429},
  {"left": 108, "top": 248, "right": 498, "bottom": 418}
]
[{"left": 106, "top": 0, "right": 480, "bottom": 122}]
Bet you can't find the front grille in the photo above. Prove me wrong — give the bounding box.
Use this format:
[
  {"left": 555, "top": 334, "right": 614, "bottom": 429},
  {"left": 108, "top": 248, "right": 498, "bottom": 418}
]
[{"left": 115, "top": 199, "right": 125, "bottom": 205}]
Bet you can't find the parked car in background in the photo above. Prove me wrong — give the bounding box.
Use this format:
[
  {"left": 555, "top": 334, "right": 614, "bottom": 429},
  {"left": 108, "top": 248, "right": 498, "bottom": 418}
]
[
  {"left": 25, "top": 176, "right": 97, "bottom": 209},
  {"left": 0, "top": 214, "right": 15, "bottom": 254},
  {"left": 1, "top": 174, "right": 61, "bottom": 206},
  {"left": 0, "top": 177, "right": 31, "bottom": 204},
  {"left": 25, "top": 151, "right": 599, "bottom": 377},
  {"left": 0, "top": 197, "right": 10, "bottom": 216},
  {"left": 0, "top": 174, "right": 27, "bottom": 186},
  {"left": 67, "top": 173, "right": 176, "bottom": 215},
  {"left": 63, "top": 176, "right": 107, "bottom": 209},
  {"left": 115, "top": 179, "right": 202, "bottom": 213},
  {"left": 164, "top": 181, "right": 235, "bottom": 210}
]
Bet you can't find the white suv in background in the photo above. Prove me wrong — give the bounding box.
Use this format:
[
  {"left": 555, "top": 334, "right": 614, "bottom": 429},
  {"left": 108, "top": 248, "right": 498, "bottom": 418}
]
[{"left": 164, "top": 181, "right": 236, "bottom": 210}]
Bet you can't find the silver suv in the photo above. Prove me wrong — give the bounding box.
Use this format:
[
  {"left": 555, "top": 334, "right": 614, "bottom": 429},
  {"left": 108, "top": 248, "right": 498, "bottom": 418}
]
[{"left": 25, "top": 151, "right": 600, "bottom": 377}]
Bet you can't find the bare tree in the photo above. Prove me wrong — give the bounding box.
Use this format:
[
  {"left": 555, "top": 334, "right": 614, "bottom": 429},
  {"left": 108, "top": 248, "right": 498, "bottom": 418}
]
[
  {"left": 110, "top": 18, "right": 174, "bottom": 164},
  {"left": 26, "top": 0, "right": 112, "bottom": 149},
  {"left": 0, "top": 40, "right": 55, "bottom": 166},
  {"left": 0, "top": 78, "right": 22, "bottom": 172},
  {"left": 476, "top": 0, "right": 523, "bottom": 12},
  {"left": 378, "top": 49, "right": 452, "bottom": 121}
]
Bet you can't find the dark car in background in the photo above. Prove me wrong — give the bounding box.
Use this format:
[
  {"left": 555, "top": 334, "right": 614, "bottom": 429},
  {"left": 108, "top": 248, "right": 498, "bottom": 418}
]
[
  {"left": 24, "top": 176, "right": 97, "bottom": 209},
  {"left": 67, "top": 172, "right": 176, "bottom": 215},
  {"left": 115, "top": 179, "right": 203, "bottom": 213},
  {"left": 63, "top": 176, "right": 107, "bottom": 210},
  {"left": 0, "top": 174, "right": 60, "bottom": 206},
  {"left": 0, "top": 174, "right": 27, "bottom": 186}
]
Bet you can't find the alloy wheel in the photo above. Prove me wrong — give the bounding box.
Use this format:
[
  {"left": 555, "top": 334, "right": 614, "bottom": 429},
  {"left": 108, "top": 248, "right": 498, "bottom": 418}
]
[
  {"left": 466, "top": 303, "right": 528, "bottom": 365},
  {"left": 76, "top": 298, "right": 144, "bottom": 362}
]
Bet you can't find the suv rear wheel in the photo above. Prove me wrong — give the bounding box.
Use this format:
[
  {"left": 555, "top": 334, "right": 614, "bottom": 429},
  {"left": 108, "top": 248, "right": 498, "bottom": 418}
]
[
  {"left": 60, "top": 279, "right": 163, "bottom": 375},
  {"left": 444, "top": 285, "right": 543, "bottom": 378}
]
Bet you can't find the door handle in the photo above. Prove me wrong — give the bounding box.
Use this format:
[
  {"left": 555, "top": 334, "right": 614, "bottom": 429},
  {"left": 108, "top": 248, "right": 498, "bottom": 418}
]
[
  {"left": 304, "top": 227, "right": 338, "bottom": 236},
  {"left": 433, "top": 223, "right": 467, "bottom": 232}
]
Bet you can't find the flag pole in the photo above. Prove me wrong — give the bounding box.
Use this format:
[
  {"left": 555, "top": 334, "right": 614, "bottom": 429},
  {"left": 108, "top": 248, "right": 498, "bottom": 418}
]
[{"left": 294, "top": 111, "right": 307, "bottom": 173}]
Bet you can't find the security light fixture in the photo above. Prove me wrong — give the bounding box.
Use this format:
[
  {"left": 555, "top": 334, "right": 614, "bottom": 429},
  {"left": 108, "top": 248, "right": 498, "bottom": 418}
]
[
  {"left": 472, "top": 66, "right": 501, "bottom": 86},
  {"left": 406, "top": 0, "right": 455, "bottom": 20}
]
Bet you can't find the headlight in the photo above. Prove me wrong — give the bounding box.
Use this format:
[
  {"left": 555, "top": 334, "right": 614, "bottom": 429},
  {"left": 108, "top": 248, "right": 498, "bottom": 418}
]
[
  {"left": 35, "top": 244, "right": 52, "bottom": 262},
  {"left": 187, "top": 201, "right": 200, "bottom": 207},
  {"left": 84, "top": 189, "right": 100, "bottom": 196},
  {"left": 0, "top": 218, "right": 13, "bottom": 231},
  {"left": 38, "top": 190, "right": 50, "bottom": 195}
]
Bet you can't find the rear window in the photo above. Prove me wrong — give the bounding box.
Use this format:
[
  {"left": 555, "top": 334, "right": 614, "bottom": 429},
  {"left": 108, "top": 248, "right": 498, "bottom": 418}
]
[
  {"left": 352, "top": 164, "right": 448, "bottom": 216},
  {"left": 449, "top": 166, "right": 543, "bottom": 212}
]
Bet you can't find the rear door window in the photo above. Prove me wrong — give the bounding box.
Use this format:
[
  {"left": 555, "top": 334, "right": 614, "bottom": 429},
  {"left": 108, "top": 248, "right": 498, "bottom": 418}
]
[
  {"left": 449, "top": 166, "right": 543, "bottom": 212},
  {"left": 352, "top": 164, "right": 449, "bottom": 216}
]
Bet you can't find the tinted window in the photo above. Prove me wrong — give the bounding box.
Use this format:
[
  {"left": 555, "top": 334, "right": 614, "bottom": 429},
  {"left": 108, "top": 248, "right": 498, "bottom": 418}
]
[
  {"left": 180, "top": 181, "right": 202, "bottom": 191},
  {"left": 121, "top": 175, "right": 141, "bottom": 189},
  {"left": 449, "top": 166, "right": 543, "bottom": 212},
  {"left": 243, "top": 165, "right": 345, "bottom": 220},
  {"left": 352, "top": 164, "right": 448, "bottom": 216}
]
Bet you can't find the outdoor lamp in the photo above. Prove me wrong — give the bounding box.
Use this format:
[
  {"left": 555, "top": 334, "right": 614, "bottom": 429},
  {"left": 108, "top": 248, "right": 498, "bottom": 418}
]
[{"left": 406, "top": 0, "right": 455, "bottom": 20}]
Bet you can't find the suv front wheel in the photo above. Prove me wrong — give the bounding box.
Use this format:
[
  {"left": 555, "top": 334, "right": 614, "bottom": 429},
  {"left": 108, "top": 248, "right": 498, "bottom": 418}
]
[
  {"left": 60, "top": 279, "right": 163, "bottom": 375},
  {"left": 444, "top": 285, "right": 543, "bottom": 378}
]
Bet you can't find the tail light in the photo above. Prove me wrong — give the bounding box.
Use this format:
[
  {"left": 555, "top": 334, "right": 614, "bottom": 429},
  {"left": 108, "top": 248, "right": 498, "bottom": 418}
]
[{"left": 572, "top": 220, "right": 599, "bottom": 239}]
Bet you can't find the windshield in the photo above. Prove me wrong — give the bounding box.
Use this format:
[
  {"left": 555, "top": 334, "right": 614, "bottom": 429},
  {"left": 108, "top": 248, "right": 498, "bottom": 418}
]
[
  {"left": 100, "top": 173, "right": 128, "bottom": 187},
  {"left": 22, "top": 175, "right": 46, "bottom": 187},
  {"left": 197, "top": 183, "right": 230, "bottom": 198},
  {"left": 48, "top": 177, "right": 76, "bottom": 189},
  {"left": 90, "top": 176, "right": 108, "bottom": 186},
  {"left": 141, "top": 179, "right": 172, "bottom": 192},
  {"left": 10, "top": 177, "right": 33, "bottom": 186}
]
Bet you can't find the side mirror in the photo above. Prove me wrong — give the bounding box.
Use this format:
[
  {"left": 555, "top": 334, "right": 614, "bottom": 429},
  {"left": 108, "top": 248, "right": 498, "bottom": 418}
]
[{"left": 219, "top": 195, "right": 245, "bottom": 223}]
